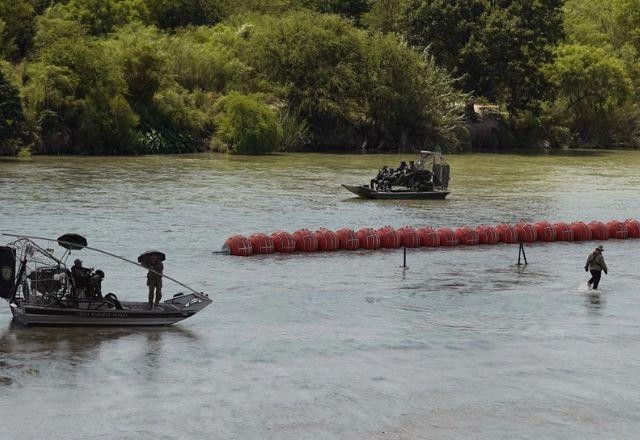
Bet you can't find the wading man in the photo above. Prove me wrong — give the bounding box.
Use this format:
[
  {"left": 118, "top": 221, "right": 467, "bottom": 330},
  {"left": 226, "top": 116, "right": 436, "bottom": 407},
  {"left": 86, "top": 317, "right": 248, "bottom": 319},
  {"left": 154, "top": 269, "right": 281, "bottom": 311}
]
[
  {"left": 585, "top": 245, "right": 608, "bottom": 289},
  {"left": 147, "top": 254, "right": 163, "bottom": 309}
]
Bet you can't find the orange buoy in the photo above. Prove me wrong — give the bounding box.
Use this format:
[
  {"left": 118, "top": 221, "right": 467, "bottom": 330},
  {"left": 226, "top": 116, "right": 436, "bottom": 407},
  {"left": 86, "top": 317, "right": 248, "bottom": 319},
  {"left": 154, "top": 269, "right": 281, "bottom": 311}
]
[
  {"left": 570, "top": 222, "right": 591, "bottom": 241},
  {"left": 416, "top": 227, "right": 440, "bottom": 247},
  {"left": 223, "top": 235, "right": 253, "bottom": 256},
  {"left": 357, "top": 228, "right": 380, "bottom": 249},
  {"left": 455, "top": 226, "right": 479, "bottom": 245},
  {"left": 496, "top": 223, "right": 518, "bottom": 243},
  {"left": 588, "top": 221, "right": 609, "bottom": 240},
  {"left": 271, "top": 231, "right": 296, "bottom": 253},
  {"left": 315, "top": 228, "right": 339, "bottom": 251},
  {"left": 625, "top": 219, "right": 640, "bottom": 238},
  {"left": 534, "top": 221, "right": 555, "bottom": 242},
  {"left": 398, "top": 226, "right": 420, "bottom": 248},
  {"left": 376, "top": 226, "right": 401, "bottom": 249},
  {"left": 437, "top": 227, "right": 458, "bottom": 247},
  {"left": 476, "top": 225, "right": 499, "bottom": 244},
  {"left": 607, "top": 220, "right": 628, "bottom": 239},
  {"left": 336, "top": 228, "right": 359, "bottom": 250},
  {"left": 248, "top": 233, "right": 274, "bottom": 254},
  {"left": 514, "top": 223, "right": 536, "bottom": 243},
  {"left": 553, "top": 222, "right": 573, "bottom": 241},
  {"left": 292, "top": 228, "right": 318, "bottom": 252}
]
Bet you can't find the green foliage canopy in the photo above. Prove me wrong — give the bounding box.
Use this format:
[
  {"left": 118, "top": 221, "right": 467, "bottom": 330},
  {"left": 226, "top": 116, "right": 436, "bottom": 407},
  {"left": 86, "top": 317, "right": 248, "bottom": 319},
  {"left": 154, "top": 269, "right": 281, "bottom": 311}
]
[
  {"left": 402, "top": 0, "right": 564, "bottom": 114},
  {"left": 215, "top": 92, "right": 282, "bottom": 154}
]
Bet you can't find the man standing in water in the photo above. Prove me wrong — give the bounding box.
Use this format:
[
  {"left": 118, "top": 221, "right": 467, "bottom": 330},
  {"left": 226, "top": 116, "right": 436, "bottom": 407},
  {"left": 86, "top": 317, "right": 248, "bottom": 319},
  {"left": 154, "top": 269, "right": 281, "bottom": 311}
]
[
  {"left": 147, "top": 254, "right": 163, "bottom": 309},
  {"left": 585, "top": 245, "right": 608, "bottom": 289}
]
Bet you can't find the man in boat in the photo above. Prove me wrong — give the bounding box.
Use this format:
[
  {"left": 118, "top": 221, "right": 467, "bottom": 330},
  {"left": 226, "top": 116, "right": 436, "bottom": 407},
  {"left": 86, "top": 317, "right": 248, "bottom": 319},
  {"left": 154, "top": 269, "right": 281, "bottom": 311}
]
[
  {"left": 71, "top": 259, "right": 90, "bottom": 282},
  {"left": 147, "top": 254, "right": 163, "bottom": 309},
  {"left": 585, "top": 245, "right": 608, "bottom": 289},
  {"left": 71, "top": 259, "right": 104, "bottom": 299},
  {"left": 371, "top": 166, "right": 389, "bottom": 189},
  {"left": 71, "top": 258, "right": 91, "bottom": 297}
]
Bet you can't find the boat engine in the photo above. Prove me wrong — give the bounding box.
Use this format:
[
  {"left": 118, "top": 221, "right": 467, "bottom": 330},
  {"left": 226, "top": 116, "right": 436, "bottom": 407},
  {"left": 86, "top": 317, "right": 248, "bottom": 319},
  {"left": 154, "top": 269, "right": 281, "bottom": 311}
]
[{"left": 28, "top": 266, "right": 68, "bottom": 297}]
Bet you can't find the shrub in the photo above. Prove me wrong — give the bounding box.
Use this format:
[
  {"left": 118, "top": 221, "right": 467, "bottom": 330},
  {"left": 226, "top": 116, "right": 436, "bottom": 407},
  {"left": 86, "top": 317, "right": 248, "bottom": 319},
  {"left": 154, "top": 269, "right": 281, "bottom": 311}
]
[{"left": 214, "top": 92, "right": 282, "bottom": 154}]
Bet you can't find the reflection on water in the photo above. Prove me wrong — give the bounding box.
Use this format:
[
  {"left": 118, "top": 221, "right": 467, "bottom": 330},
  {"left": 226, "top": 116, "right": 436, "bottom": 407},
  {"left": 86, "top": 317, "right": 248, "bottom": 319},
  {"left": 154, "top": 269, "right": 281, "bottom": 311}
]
[{"left": 2, "top": 151, "right": 640, "bottom": 439}]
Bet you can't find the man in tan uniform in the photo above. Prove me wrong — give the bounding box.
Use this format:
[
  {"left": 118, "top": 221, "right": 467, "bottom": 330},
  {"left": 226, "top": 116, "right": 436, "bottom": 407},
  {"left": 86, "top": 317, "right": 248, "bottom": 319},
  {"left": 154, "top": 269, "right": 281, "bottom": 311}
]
[
  {"left": 585, "top": 245, "right": 608, "bottom": 289},
  {"left": 147, "top": 255, "right": 163, "bottom": 309}
]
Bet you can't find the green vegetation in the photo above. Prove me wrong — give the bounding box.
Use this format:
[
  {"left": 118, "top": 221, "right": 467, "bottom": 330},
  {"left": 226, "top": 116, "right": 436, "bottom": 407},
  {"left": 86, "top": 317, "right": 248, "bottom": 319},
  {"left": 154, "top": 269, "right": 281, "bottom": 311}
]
[{"left": 1, "top": 0, "right": 639, "bottom": 155}]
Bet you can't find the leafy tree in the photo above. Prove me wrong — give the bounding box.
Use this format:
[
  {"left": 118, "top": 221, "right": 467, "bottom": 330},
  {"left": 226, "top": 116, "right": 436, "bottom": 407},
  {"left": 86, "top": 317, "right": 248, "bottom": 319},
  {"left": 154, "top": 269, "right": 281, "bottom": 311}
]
[
  {"left": 0, "top": 0, "right": 36, "bottom": 61},
  {"left": 298, "top": 0, "right": 372, "bottom": 24},
  {"left": 0, "top": 71, "right": 24, "bottom": 154},
  {"left": 215, "top": 91, "right": 282, "bottom": 154},
  {"left": 365, "top": 35, "right": 466, "bottom": 150},
  {"left": 144, "top": 0, "right": 226, "bottom": 29},
  {"left": 23, "top": 14, "right": 139, "bottom": 153},
  {"left": 63, "top": 0, "right": 150, "bottom": 35},
  {"left": 544, "top": 44, "right": 633, "bottom": 141},
  {"left": 402, "top": 0, "right": 564, "bottom": 114},
  {"left": 362, "top": 0, "right": 407, "bottom": 33}
]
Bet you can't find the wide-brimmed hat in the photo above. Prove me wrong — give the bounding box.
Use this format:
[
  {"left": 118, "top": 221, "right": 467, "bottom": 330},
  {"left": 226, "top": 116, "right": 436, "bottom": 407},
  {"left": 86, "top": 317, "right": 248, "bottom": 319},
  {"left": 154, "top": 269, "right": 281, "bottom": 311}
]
[{"left": 596, "top": 245, "right": 604, "bottom": 251}]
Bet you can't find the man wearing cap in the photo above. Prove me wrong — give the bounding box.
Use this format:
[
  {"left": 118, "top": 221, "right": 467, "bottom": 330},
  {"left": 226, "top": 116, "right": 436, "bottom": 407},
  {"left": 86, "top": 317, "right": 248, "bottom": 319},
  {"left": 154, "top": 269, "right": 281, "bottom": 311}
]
[{"left": 585, "top": 245, "right": 608, "bottom": 289}]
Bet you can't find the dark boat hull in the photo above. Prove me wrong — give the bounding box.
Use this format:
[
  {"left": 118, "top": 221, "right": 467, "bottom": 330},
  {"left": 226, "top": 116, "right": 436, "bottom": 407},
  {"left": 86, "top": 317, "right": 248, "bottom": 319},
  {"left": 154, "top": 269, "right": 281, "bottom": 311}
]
[
  {"left": 342, "top": 184, "right": 449, "bottom": 200},
  {"left": 10, "top": 292, "right": 212, "bottom": 326}
]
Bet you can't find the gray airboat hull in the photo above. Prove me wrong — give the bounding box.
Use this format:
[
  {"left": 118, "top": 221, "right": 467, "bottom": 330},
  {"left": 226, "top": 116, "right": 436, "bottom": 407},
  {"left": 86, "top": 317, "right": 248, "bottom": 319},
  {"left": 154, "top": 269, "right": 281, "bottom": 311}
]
[
  {"left": 342, "top": 184, "right": 449, "bottom": 200},
  {"left": 10, "top": 292, "right": 212, "bottom": 326}
]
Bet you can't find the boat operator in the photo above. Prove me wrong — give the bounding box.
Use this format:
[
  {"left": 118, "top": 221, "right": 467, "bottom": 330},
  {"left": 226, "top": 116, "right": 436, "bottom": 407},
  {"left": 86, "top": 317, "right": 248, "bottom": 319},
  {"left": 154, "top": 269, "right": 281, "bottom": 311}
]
[
  {"left": 147, "top": 254, "right": 163, "bottom": 309},
  {"left": 71, "top": 258, "right": 104, "bottom": 299},
  {"left": 585, "top": 245, "right": 608, "bottom": 289}
]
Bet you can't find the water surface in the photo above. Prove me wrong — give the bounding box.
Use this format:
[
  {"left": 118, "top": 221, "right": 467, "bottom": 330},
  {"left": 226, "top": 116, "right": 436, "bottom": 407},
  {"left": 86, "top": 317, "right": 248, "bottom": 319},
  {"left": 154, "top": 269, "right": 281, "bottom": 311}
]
[{"left": 1, "top": 151, "right": 640, "bottom": 439}]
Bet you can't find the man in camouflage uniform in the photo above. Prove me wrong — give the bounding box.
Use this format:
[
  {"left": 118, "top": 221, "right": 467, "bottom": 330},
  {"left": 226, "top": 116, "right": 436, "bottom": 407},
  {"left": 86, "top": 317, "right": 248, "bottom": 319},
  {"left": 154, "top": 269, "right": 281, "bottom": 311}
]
[
  {"left": 585, "top": 245, "right": 608, "bottom": 289},
  {"left": 147, "top": 255, "right": 163, "bottom": 309}
]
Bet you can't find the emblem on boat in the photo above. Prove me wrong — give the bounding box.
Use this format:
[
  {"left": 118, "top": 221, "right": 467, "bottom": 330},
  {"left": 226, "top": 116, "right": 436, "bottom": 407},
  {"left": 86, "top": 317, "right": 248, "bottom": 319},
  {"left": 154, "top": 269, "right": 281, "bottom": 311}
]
[{"left": 1, "top": 266, "right": 12, "bottom": 282}]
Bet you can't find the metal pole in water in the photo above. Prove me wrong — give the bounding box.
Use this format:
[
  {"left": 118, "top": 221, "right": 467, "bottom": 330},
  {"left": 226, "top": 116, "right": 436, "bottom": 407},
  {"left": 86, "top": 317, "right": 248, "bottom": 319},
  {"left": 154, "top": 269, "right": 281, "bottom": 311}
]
[
  {"left": 517, "top": 242, "right": 528, "bottom": 266},
  {"left": 403, "top": 246, "right": 407, "bottom": 268}
]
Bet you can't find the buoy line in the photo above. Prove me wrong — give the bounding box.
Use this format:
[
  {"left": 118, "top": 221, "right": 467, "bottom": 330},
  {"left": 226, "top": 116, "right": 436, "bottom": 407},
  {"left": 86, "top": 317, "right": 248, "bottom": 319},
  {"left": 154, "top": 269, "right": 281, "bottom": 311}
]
[{"left": 222, "top": 220, "right": 640, "bottom": 256}]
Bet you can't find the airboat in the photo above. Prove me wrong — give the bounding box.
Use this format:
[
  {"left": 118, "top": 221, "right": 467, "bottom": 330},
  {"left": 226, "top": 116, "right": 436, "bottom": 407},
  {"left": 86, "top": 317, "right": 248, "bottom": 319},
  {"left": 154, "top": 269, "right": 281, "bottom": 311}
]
[
  {"left": 342, "top": 151, "right": 451, "bottom": 200},
  {"left": 0, "top": 233, "right": 212, "bottom": 326}
]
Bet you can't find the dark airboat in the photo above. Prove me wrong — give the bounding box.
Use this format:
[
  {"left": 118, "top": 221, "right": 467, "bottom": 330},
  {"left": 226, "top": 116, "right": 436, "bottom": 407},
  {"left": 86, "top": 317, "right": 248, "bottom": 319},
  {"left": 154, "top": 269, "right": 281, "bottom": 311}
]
[
  {"left": 342, "top": 151, "right": 451, "bottom": 199},
  {"left": 0, "top": 233, "right": 212, "bottom": 326}
]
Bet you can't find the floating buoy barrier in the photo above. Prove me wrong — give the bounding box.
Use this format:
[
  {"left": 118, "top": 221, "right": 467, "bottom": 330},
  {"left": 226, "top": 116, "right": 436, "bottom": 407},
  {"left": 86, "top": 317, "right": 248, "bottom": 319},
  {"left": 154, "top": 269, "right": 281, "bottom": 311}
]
[
  {"left": 455, "top": 227, "right": 479, "bottom": 245},
  {"left": 292, "top": 228, "right": 318, "bottom": 252},
  {"left": 535, "top": 221, "right": 555, "bottom": 242},
  {"left": 496, "top": 223, "right": 518, "bottom": 244},
  {"left": 607, "top": 220, "right": 628, "bottom": 239},
  {"left": 224, "top": 219, "right": 640, "bottom": 256},
  {"left": 315, "top": 228, "right": 339, "bottom": 251},
  {"left": 357, "top": 228, "right": 380, "bottom": 250},
  {"left": 625, "top": 219, "right": 640, "bottom": 238},
  {"left": 588, "top": 221, "right": 609, "bottom": 240},
  {"left": 416, "top": 227, "right": 439, "bottom": 247},
  {"left": 476, "top": 225, "right": 499, "bottom": 245},
  {"left": 570, "top": 222, "right": 591, "bottom": 241},
  {"left": 515, "top": 223, "right": 536, "bottom": 243},
  {"left": 223, "top": 235, "right": 253, "bottom": 256},
  {"left": 336, "top": 228, "right": 359, "bottom": 250},
  {"left": 249, "top": 233, "right": 274, "bottom": 254},
  {"left": 271, "top": 231, "right": 296, "bottom": 253},
  {"left": 437, "top": 227, "right": 458, "bottom": 247},
  {"left": 553, "top": 222, "right": 573, "bottom": 241},
  {"left": 398, "top": 226, "right": 420, "bottom": 248},
  {"left": 377, "top": 226, "right": 401, "bottom": 249}
]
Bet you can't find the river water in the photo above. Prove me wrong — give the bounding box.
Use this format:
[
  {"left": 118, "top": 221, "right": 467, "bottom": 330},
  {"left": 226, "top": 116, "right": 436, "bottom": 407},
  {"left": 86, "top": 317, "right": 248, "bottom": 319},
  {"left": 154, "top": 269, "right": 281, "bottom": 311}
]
[{"left": 1, "top": 151, "right": 640, "bottom": 439}]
